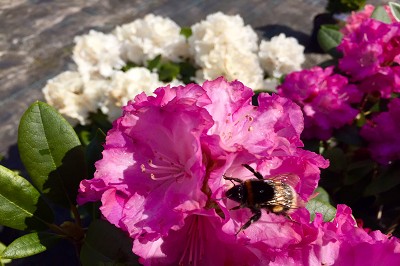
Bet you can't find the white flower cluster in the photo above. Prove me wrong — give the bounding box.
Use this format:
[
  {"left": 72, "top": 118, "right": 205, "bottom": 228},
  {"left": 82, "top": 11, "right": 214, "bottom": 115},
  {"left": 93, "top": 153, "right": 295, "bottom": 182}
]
[
  {"left": 43, "top": 13, "right": 305, "bottom": 125},
  {"left": 114, "top": 14, "right": 190, "bottom": 64},
  {"left": 189, "top": 12, "right": 264, "bottom": 90},
  {"left": 259, "top": 33, "right": 305, "bottom": 78}
]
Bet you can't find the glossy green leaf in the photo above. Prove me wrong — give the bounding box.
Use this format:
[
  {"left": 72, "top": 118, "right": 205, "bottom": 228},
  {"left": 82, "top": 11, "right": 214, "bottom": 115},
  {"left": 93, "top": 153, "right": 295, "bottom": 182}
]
[
  {"left": 0, "top": 165, "right": 53, "bottom": 231},
  {"left": 389, "top": 2, "right": 400, "bottom": 21},
  {"left": 85, "top": 129, "right": 106, "bottom": 178},
  {"left": 371, "top": 5, "right": 391, "bottom": 23},
  {"left": 18, "top": 101, "right": 87, "bottom": 207},
  {"left": 80, "top": 220, "right": 139, "bottom": 266},
  {"left": 317, "top": 25, "right": 343, "bottom": 57},
  {"left": 0, "top": 242, "right": 12, "bottom": 265},
  {"left": 306, "top": 197, "right": 336, "bottom": 222},
  {"left": 2, "top": 232, "right": 61, "bottom": 259}
]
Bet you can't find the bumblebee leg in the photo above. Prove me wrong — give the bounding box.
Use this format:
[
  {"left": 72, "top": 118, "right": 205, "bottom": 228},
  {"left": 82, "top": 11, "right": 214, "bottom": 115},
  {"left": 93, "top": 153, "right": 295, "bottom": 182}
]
[
  {"left": 242, "top": 164, "right": 264, "bottom": 180},
  {"left": 223, "top": 175, "right": 243, "bottom": 184},
  {"left": 230, "top": 205, "right": 242, "bottom": 211},
  {"left": 285, "top": 214, "right": 299, "bottom": 224},
  {"left": 236, "top": 209, "right": 262, "bottom": 235}
]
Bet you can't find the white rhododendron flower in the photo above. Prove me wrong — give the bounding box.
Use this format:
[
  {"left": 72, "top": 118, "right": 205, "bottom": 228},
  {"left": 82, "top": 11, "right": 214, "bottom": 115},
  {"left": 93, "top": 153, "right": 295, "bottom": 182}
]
[
  {"left": 259, "top": 33, "right": 305, "bottom": 78},
  {"left": 73, "top": 30, "right": 124, "bottom": 81},
  {"left": 189, "top": 12, "right": 264, "bottom": 90},
  {"left": 194, "top": 46, "right": 263, "bottom": 90},
  {"left": 43, "top": 13, "right": 307, "bottom": 126},
  {"left": 43, "top": 71, "right": 110, "bottom": 125},
  {"left": 105, "top": 68, "right": 164, "bottom": 121},
  {"left": 113, "top": 14, "right": 189, "bottom": 64}
]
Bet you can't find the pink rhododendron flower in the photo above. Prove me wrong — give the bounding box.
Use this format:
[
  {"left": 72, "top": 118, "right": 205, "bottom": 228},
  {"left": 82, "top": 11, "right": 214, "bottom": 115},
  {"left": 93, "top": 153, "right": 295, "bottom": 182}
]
[
  {"left": 133, "top": 210, "right": 260, "bottom": 266},
  {"left": 78, "top": 77, "right": 332, "bottom": 264},
  {"left": 338, "top": 19, "right": 400, "bottom": 98},
  {"left": 360, "top": 98, "right": 400, "bottom": 164},
  {"left": 253, "top": 205, "right": 400, "bottom": 265},
  {"left": 277, "top": 66, "right": 362, "bottom": 140},
  {"left": 341, "top": 4, "right": 395, "bottom": 36},
  {"left": 314, "top": 205, "right": 400, "bottom": 265},
  {"left": 78, "top": 83, "right": 214, "bottom": 239}
]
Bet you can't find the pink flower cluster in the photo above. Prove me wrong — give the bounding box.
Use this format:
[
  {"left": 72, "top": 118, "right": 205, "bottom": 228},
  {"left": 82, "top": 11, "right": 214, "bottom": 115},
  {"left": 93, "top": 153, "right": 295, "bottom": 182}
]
[
  {"left": 361, "top": 98, "right": 400, "bottom": 164},
  {"left": 77, "top": 78, "right": 400, "bottom": 264},
  {"left": 277, "top": 66, "right": 362, "bottom": 140},
  {"left": 267, "top": 205, "right": 400, "bottom": 265},
  {"left": 341, "top": 4, "right": 396, "bottom": 36},
  {"left": 338, "top": 18, "right": 400, "bottom": 98}
]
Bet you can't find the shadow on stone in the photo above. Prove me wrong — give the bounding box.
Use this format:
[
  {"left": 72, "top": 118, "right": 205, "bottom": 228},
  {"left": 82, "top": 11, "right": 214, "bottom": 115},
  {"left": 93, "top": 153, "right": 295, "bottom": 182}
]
[{"left": 256, "top": 24, "right": 310, "bottom": 49}]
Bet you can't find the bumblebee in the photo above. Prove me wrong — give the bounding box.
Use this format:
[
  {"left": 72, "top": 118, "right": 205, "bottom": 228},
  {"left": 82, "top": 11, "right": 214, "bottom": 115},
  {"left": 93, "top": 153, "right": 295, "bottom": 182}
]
[{"left": 224, "top": 164, "right": 301, "bottom": 234}]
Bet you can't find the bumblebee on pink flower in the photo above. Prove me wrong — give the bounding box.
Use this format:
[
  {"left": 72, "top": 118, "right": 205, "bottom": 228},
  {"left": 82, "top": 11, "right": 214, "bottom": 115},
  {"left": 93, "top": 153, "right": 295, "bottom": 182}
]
[{"left": 77, "top": 77, "right": 400, "bottom": 265}]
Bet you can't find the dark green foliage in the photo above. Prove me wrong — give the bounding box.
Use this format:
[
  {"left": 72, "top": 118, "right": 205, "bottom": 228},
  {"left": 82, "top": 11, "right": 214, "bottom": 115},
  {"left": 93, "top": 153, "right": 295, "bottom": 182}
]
[{"left": 326, "top": 0, "right": 366, "bottom": 13}]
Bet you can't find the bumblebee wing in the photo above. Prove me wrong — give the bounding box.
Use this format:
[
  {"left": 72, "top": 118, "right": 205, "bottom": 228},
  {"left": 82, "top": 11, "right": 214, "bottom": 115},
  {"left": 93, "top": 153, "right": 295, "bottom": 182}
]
[{"left": 267, "top": 173, "right": 300, "bottom": 188}]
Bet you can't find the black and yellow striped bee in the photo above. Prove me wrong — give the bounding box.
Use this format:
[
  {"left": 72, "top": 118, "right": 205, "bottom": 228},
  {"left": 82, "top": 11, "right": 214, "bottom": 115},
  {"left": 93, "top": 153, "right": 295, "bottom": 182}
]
[{"left": 224, "top": 164, "right": 301, "bottom": 234}]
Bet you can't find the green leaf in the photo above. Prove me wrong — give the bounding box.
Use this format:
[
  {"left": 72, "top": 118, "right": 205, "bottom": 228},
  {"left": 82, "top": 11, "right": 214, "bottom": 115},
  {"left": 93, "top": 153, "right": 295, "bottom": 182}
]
[
  {"left": 85, "top": 129, "right": 106, "bottom": 178},
  {"left": 317, "top": 25, "right": 343, "bottom": 57},
  {"left": 121, "top": 61, "right": 138, "bottom": 72},
  {"left": 0, "top": 242, "right": 12, "bottom": 265},
  {"left": 303, "top": 139, "right": 321, "bottom": 154},
  {"left": 147, "top": 55, "right": 162, "bottom": 71},
  {"left": 344, "top": 159, "right": 374, "bottom": 185},
  {"left": 334, "top": 125, "right": 364, "bottom": 146},
  {"left": 355, "top": 112, "right": 366, "bottom": 127},
  {"left": 158, "top": 62, "right": 180, "bottom": 82},
  {"left": 390, "top": 2, "right": 400, "bottom": 21},
  {"left": 80, "top": 220, "right": 139, "bottom": 266},
  {"left": 371, "top": 5, "right": 391, "bottom": 23},
  {"left": 326, "top": 0, "right": 366, "bottom": 13},
  {"left": 0, "top": 165, "right": 53, "bottom": 231},
  {"left": 312, "top": 187, "right": 331, "bottom": 204},
  {"left": 306, "top": 197, "right": 337, "bottom": 222},
  {"left": 79, "top": 130, "right": 91, "bottom": 146},
  {"left": 180, "top": 27, "right": 192, "bottom": 38},
  {"left": 323, "top": 147, "right": 346, "bottom": 173},
  {"left": 2, "top": 232, "right": 61, "bottom": 259},
  {"left": 178, "top": 61, "right": 197, "bottom": 84},
  {"left": 364, "top": 163, "right": 400, "bottom": 196},
  {"left": 18, "top": 101, "right": 87, "bottom": 207}
]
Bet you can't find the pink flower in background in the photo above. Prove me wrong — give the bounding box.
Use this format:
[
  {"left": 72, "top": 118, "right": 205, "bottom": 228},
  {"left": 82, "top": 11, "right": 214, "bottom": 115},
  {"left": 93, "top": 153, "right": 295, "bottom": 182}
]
[
  {"left": 360, "top": 98, "right": 400, "bottom": 164},
  {"left": 78, "top": 77, "right": 331, "bottom": 264},
  {"left": 341, "top": 4, "right": 396, "bottom": 36},
  {"left": 338, "top": 19, "right": 400, "bottom": 98},
  {"left": 277, "top": 66, "right": 362, "bottom": 140},
  {"left": 315, "top": 205, "right": 400, "bottom": 265},
  {"left": 252, "top": 205, "right": 400, "bottom": 265}
]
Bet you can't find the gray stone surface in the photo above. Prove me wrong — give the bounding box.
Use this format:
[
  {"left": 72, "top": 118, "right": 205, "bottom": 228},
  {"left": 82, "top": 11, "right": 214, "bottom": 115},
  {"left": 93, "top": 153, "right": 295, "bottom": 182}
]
[{"left": 0, "top": 0, "right": 388, "bottom": 158}]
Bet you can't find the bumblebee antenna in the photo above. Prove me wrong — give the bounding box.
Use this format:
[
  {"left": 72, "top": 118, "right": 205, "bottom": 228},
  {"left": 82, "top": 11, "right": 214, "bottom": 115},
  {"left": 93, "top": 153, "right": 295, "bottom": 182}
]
[{"left": 242, "top": 164, "right": 264, "bottom": 180}]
